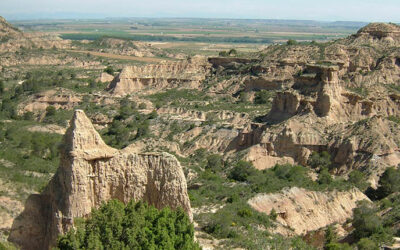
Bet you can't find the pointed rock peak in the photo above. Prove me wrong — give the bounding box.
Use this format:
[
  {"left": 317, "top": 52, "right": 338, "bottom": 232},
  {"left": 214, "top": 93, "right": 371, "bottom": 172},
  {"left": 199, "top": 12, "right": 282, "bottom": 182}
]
[{"left": 63, "top": 109, "right": 117, "bottom": 160}]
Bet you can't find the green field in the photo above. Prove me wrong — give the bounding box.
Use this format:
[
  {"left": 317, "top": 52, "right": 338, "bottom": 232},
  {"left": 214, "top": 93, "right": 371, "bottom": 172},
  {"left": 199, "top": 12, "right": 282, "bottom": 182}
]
[{"left": 13, "top": 18, "right": 365, "bottom": 45}]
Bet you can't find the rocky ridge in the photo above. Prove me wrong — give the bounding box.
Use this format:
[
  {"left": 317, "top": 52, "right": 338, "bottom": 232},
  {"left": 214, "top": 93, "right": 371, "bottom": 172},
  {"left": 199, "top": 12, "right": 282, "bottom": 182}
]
[
  {"left": 8, "top": 110, "right": 192, "bottom": 250},
  {"left": 107, "top": 56, "right": 211, "bottom": 96},
  {"left": 227, "top": 23, "right": 400, "bottom": 182}
]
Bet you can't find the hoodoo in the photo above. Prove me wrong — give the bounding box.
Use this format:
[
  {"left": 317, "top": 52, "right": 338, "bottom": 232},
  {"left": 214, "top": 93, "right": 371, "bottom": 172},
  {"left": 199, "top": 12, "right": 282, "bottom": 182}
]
[{"left": 9, "top": 110, "right": 192, "bottom": 250}]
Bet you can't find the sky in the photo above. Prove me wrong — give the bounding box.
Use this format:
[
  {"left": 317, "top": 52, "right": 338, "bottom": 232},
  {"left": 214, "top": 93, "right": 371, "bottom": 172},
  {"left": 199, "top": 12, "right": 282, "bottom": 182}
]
[{"left": 0, "top": 0, "right": 399, "bottom": 22}]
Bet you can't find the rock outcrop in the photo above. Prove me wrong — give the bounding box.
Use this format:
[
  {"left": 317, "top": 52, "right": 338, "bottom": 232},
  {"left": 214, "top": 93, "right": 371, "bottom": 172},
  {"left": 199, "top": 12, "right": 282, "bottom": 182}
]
[
  {"left": 234, "top": 24, "right": 400, "bottom": 175},
  {"left": 9, "top": 110, "right": 192, "bottom": 250},
  {"left": 355, "top": 23, "right": 400, "bottom": 44},
  {"left": 107, "top": 56, "right": 211, "bottom": 96},
  {"left": 248, "top": 187, "right": 369, "bottom": 235},
  {"left": 97, "top": 72, "right": 114, "bottom": 83}
]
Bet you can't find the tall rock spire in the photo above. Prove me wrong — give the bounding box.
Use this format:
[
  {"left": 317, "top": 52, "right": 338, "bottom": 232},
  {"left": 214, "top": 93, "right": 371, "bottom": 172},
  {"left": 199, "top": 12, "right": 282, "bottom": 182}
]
[{"left": 9, "top": 110, "right": 192, "bottom": 250}]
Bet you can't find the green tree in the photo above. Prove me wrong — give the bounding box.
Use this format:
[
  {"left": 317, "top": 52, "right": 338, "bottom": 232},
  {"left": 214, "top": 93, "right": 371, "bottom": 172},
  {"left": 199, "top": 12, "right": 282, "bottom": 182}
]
[
  {"left": 286, "top": 39, "right": 298, "bottom": 45},
  {"left": 56, "top": 200, "right": 200, "bottom": 250},
  {"left": 104, "top": 66, "right": 114, "bottom": 75},
  {"left": 352, "top": 201, "right": 382, "bottom": 240},
  {"left": 0, "top": 81, "right": 4, "bottom": 95},
  {"left": 324, "top": 225, "right": 337, "bottom": 246},
  {"left": 46, "top": 106, "right": 56, "bottom": 117},
  {"left": 308, "top": 151, "right": 331, "bottom": 170},
  {"left": 324, "top": 242, "right": 352, "bottom": 250},
  {"left": 254, "top": 90, "right": 272, "bottom": 104},
  {"left": 228, "top": 49, "right": 237, "bottom": 56},
  {"left": 376, "top": 167, "right": 400, "bottom": 198},
  {"left": 348, "top": 170, "right": 368, "bottom": 191},
  {"left": 206, "top": 154, "right": 224, "bottom": 172},
  {"left": 318, "top": 169, "right": 333, "bottom": 185},
  {"left": 357, "top": 238, "right": 379, "bottom": 250},
  {"left": 229, "top": 161, "right": 256, "bottom": 182}
]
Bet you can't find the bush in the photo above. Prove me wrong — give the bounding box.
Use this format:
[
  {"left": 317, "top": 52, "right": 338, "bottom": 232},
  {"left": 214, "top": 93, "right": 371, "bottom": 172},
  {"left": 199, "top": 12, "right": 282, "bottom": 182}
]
[
  {"left": 308, "top": 151, "right": 331, "bottom": 170},
  {"left": 348, "top": 170, "right": 368, "bottom": 191},
  {"left": 353, "top": 201, "right": 383, "bottom": 240},
  {"left": 56, "top": 200, "right": 200, "bottom": 250},
  {"left": 45, "top": 106, "right": 56, "bottom": 117},
  {"left": 318, "top": 169, "right": 333, "bottom": 185},
  {"left": 357, "top": 238, "right": 379, "bottom": 250},
  {"left": 138, "top": 103, "right": 147, "bottom": 109},
  {"left": 286, "top": 39, "right": 298, "bottom": 45},
  {"left": 228, "top": 161, "right": 256, "bottom": 182},
  {"left": 0, "top": 81, "right": 4, "bottom": 95},
  {"left": 324, "top": 243, "right": 352, "bottom": 250},
  {"left": 206, "top": 154, "right": 224, "bottom": 172},
  {"left": 254, "top": 90, "right": 272, "bottom": 104},
  {"left": 376, "top": 167, "right": 400, "bottom": 199},
  {"left": 104, "top": 66, "right": 114, "bottom": 75},
  {"left": 219, "top": 51, "right": 228, "bottom": 57}
]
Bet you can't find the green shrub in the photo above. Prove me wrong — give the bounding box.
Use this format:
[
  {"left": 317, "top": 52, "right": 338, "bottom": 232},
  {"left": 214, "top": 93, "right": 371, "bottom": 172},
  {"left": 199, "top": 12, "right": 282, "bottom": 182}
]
[
  {"left": 104, "top": 66, "right": 114, "bottom": 75},
  {"left": 45, "top": 106, "right": 56, "bottom": 117},
  {"left": 348, "top": 170, "right": 368, "bottom": 191},
  {"left": 205, "top": 154, "right": 224, "bottom": 172},
  {"left": 357, "top": 238, "right": 379, "bottom": 250},
  {"left": 269, "top": 208, "right": 278, "bottom": 220},
  {"left": 0, "top": 81, "right": 4, "bottom": 95},
  {"left": 353, "top": 201, "right": 383, "bottom": 240},
  {"left": 308, "top": 151, "right": 332, "bottom": 170},
  {"left": 286, "top": 39, "right": 298, "bottom": 45},
  {"left": 138, "top": 103, "right": 147, "bottom": 109},
  {"left": 56, "top": 200, "right": 200, "bottom": 250},
  {"left": 376, "top": 167, "right": 400, "bottom": 199},
  {"left": 219, "top": 51, "right": 228, "bottom": 57},
  {"left": 254, "top": 90, "right": 272, "bottom": 104},
  {"left": 318, "top": 169, "right": 333, "bottom": 185},
  {"left": 324, "top": 243, "right": 352, "bottom": 250},
  {"left": 228, "top": 161, "right": 256, "bottom": 182}
]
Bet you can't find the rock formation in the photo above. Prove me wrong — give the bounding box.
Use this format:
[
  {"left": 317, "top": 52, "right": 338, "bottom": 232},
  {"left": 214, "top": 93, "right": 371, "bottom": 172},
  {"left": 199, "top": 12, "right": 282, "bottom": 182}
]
[
  {"left": 97, "top": 72, "right": 114, "bottom": 83},
  {"left": 9, "top": 110, "right": 192, "bottom": 250},
  {"left": 248, "top": 187, "right": 369, "bottom": 235},
  {"left": 230, "top": 23, "right": 400, "bottom": 179},
  {"left": 107, "top": 56, "right": 211, "bottom": 96}
]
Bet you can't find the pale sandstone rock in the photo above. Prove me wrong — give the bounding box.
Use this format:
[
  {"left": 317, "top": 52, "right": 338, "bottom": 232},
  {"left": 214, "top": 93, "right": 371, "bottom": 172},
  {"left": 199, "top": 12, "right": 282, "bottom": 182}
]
[
  {"left": 248, "top": 187, "right": 369, "bottom": 236},
  {"left": 97, "top": 72, "right": 114, "bottom": 83},
  {"left": 9, "top": 110, "right": 192, "bottom": 250},
  {"left": 107, "top": 56, "right": 211, "bottom": 96}
]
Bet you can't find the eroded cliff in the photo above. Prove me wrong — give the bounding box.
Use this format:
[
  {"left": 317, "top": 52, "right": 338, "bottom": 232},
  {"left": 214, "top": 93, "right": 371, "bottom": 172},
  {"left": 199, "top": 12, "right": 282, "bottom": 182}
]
[
  {"left": 8, "top": 110, "right": 192, "bottom": 250},
  {"left": 107, "top": 56, "right": 211, "bottom": 96},
  {"left": 248, "top": 187, "right": 369, "bottom": 236}
]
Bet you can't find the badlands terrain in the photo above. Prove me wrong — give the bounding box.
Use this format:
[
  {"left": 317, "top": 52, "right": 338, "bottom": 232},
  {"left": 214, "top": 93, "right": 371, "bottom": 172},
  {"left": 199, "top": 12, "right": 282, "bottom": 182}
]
[{"left": 1, "top": 16, "right": 400, "bottom": 249}]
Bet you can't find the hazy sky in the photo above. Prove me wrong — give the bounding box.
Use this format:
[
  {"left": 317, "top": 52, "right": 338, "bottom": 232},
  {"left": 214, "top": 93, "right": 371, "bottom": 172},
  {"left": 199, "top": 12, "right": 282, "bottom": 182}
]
[{"left": 1, "top": 0, "right": 399, "bottom": 22}]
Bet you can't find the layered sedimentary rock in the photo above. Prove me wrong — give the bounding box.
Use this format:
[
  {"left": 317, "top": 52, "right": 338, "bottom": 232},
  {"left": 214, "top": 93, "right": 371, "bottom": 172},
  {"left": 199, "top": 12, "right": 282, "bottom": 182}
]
[
  {"left": 234, "top": 23, "right": 400, "bottom": 174},
  {"left": 107, "top": 56, "right": 211, "bottom": 96},
  {"left": 9, "top": 110, "right": 192, "bottom": 250},
  {"left": 248, "top": 187, "right": 369, "bottom": 235},
  {"left": 244, "top": 73, "right": 400, "bottom": 172}
]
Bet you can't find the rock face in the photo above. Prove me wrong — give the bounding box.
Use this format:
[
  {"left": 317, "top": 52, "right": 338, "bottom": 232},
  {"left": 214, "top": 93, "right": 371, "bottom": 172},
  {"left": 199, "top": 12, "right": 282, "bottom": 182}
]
[
  {"left": 355, "top": 23, "right": 400, "bottom": 44},
  {"left": 9, "top": 110, "right": 192, "bottom": 250},
  {"left": 231, "top": 24, "right": 400, "bottom": 178},
  {"left": 248, "top": 187, "right": 369, "bottom": 236},
  {"left": 107, "top": 56, "right": 211, "bottom": 96}
]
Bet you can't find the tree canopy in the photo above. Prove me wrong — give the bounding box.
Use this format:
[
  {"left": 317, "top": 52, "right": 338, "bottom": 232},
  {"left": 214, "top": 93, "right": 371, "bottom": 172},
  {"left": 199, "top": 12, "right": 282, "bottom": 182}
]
[{"left": 56, "top": 200, "right": 200, "bottom": 250}]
